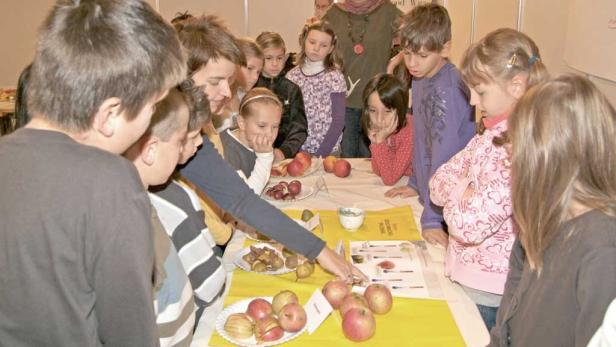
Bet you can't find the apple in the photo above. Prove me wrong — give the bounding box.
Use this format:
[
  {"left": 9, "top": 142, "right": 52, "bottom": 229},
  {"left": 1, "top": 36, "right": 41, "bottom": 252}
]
[
  {"left": 333, "top": 159, "right": 351, "bottom": 178},
  {"left": 339, "top": 293, "right": 369, "bottom": 316},
  {"left": 288, "top": 180, "right": 302, "bottom": 196},
  {"left": 295, "top": 151, "right": 312, "bottom": 170},
  {"left": 272, "top": 290, "right": 299, "bottom": 315},
  {"left": 342, "top": 307, "right": 376, "bottom": 342},
  {"left": 364, "top": 284, "right": 393, "bottom": 314},
  {"left": 323, "top": 155, "right": 337, "bottom": 173},
  {"left": 255, "top": 316, "right": 284, "bottom": 342},
  {"left": 246, "top": 298, "right": 273, "bottom": 321},
  {"left": 287, "top": 159, "right": 305, "bottom": 177},
  {"left": 322, "top": 280, "right": 350, "bottom": 309},
  {"left": 277, "top": 303, "right": 307, "bottom": 332}
]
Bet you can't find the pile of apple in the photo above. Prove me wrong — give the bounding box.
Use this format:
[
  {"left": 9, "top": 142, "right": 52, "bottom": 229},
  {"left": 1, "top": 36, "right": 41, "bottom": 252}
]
[
  {"left": 223, "top": 290, "right": 307, "bottom": 343},
  {"left": 271, "top": 151, "right": 313, "bottom": 177},
  {"left": 264, "top": 180, "right": 302, "bottom": 200},
  {"left": 323, "top": 155, "right": 352, "bottom": 178},
  {"left": 321, "top": 280, "right": 393, "bottom": 342}
]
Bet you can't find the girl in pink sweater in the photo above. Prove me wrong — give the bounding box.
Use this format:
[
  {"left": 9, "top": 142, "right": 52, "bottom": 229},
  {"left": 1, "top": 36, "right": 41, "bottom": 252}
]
[
  {"left": 429, "top": 29, "right": 549, "bottom": 331},
  {"left": 361, "top": 74, "right": 413, "bottom": 186}
]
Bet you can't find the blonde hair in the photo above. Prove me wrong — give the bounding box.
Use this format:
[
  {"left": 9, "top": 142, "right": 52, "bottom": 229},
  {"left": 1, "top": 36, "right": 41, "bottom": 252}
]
[
  {"left": 239, "top": 87, "right": 282, "bottom": 118},
  {"left": 296, "top": 20, "right": 342, "bottom": 70},
  {"left": 509, "top": 74, "right": 616, "bottom": 272},
  {"left": 237, "top": 37, "right": 263, "bottom": 61},
  {"left": 256, "top": 31, "right": 286, "bottom": 52}
]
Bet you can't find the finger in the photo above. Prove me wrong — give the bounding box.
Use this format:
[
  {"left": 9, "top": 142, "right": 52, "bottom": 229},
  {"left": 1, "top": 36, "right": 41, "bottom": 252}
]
[{"left": 351, "top": 265, "right": 369, "bottom": 283}]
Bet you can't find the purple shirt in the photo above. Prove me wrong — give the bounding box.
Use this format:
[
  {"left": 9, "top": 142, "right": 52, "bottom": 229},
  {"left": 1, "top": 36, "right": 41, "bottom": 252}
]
[{"left": 408, "top": 62, "right": 475, "bottom": 230}]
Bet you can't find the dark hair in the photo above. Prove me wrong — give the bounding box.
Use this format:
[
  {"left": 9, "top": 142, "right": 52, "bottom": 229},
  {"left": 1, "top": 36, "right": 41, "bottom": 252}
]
[
  {"left": 148, "top": 88, "right": 188, "bottom": 141},
  {"left": 176, "top": 15, "right": 246, "bottom": 76},
  {"left": 28, "top": 0, "right": 186, "bottom": 132},
  {"left": 296, "top": 20, "right": 343, "bottom": 70},
  {"left": 400, "top": 4, "right": 451, "bottom": 53},
  {"left": 361, "top": 74, "right": 409, "bottom": 135},
  {"left": 15, "top": 64, "right": 32, "bottom": 129},
  {"left": 179, "top": 81, "right": 211, "bottom": 132}
]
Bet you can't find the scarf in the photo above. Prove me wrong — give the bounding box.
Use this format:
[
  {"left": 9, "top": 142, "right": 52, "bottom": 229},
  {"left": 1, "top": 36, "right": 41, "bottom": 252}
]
[{"left": 337, "top": 0, "right": 386, "bottom": 15}]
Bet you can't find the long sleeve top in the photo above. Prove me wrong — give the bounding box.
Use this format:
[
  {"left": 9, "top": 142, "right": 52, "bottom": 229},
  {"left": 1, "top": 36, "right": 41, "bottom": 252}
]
[
  {"left": 369, "top": 115, "right": 413, "bottom": 186},
  {"left": 407, "top": 62, "right": 476, "bottom": 230},
  {"left": 429, "top": 119, "right": 515, "bottom": 294},
  {"left": 180, "top": 136, "right": 325, "bottom": 260}
]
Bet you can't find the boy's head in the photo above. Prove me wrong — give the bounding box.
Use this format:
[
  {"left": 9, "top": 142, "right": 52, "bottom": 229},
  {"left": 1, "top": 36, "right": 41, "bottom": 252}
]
[
  {"left": 237, "top": 38, "right": 264, "bottom": 91},
  {"left": 256, "top": 32, "right": 287, "bottom": 78},
  {"left": 179, "top": 82, "right": 211, "bottom": 164},
  {"left": 28, "top": 0, "right": 185, "bottom": 153},
  {"left": 399, "top": 4, "right": 451, "bottom": 79},
  {"left": 176, "top": 15, "right": 245, "bottom": 115},
  {"left": 125, "top": 88, "right": 190, "bottom": 187}
]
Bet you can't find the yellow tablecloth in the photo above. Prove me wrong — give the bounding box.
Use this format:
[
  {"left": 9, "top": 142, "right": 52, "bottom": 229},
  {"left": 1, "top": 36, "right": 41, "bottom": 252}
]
[{"left": 209, "top": 206, "right": 465, "bottom": 346}]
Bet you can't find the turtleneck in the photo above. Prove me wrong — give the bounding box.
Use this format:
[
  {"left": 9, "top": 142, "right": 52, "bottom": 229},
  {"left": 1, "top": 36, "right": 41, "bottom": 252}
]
[{"left": 301, "top": 59, "right": 325, "bottom": 76}]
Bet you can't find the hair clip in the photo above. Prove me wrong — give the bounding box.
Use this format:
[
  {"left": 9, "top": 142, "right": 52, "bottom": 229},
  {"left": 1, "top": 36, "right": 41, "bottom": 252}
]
[
  {"left": 506, "top": 53, "right": 518, "bottom": 69},
  {"left": 528, "top": 55, "right": 540, "bottom": 66}
]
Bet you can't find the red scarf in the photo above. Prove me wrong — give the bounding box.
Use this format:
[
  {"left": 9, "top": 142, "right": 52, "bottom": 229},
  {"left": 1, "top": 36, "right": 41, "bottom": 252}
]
[{"left": 337, "top": 0, "right": 386, "bottom": 15}]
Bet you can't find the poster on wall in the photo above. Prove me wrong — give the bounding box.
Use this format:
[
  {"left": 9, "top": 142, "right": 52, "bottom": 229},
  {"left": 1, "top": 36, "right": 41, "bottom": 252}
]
[{"left": 564, "top": 0, "right": 616, "bottom": 81}]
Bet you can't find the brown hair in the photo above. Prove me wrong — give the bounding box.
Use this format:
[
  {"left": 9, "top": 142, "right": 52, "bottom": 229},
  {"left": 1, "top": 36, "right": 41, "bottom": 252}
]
[
  {"left": 399, "top": 4, "right": 451, "bottom": 53},
  {"left": 179, "top": 81, "right": 211, "bottom": 132},
  {"left": 509, "top": 74, "right": 616, "bottom": 273},
  {"left": 295, "top": 20, "right": 343, "bottom": 70},
  {"left": 175, "top": 15, "right": 246, "bottom": 76},
  {"left": 148, "top": 88, "right": 189, "bottom": 141},
  {"left": 256, "top": 31, "right": 286, "bottom": 52},
  {"left": 361, "top": 74, "right": 409, "bottom": 135},
  {"left": 237, "top": 37, "right": 264, "bottom": 61},
  {"left": 239, "top": 87, "right": 282, "bottom": 118},
  {"left": 28, "top": 0, "right": 186, "bottom": 132}
]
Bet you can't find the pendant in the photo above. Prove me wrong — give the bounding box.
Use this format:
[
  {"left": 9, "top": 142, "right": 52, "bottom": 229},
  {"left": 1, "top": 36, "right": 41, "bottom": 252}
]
[{"left": 353, "top": 43, "right": 365, "bottom": 55}]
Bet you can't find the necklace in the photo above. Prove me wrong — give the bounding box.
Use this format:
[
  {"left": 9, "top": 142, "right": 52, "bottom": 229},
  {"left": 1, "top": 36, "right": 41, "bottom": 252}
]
[{"left": 346, "top": 13, "right": 369, "bottom": 55}]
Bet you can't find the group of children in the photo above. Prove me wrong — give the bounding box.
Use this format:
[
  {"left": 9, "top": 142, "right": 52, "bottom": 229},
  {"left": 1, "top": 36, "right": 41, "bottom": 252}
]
[{"left": 0, "top": 0, "right": 614, "bottom": 346}]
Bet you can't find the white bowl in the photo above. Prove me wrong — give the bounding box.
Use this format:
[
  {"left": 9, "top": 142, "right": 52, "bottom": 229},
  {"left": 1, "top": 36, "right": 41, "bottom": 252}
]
[{"left": 338, "top": 207, "right": 365, "bottom": 231}]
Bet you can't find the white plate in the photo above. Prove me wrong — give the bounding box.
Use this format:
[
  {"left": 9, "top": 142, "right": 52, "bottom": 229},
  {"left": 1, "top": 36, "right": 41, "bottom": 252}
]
[
  {"left": 215, "top": 297, "right": 306, "bottom": 347},
  {"left": 262, "top": 186, "right": 314, "bottom": 202},
  {"left": 270, "top": 158, "right": 322, "bottom": 179},
  {"left": 234, "top": 243, "right": 293, "bottom": 275}
]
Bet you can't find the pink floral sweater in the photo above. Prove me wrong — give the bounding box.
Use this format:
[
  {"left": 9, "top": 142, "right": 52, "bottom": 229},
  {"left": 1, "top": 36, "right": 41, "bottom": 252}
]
[{"left": 429, "top": 119, "right": 515, "bottom": 295}]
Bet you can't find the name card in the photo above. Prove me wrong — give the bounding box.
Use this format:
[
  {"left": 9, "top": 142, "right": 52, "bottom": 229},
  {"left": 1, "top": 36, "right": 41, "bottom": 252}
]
[{"left": 304, "top": 288, "right": 333, "bottom": 334}]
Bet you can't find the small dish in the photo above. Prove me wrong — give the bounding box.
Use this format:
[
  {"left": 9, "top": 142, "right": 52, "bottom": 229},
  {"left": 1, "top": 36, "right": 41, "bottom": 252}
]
[{"left": 338, "top": 207, "right": 365, "bottom": 231}]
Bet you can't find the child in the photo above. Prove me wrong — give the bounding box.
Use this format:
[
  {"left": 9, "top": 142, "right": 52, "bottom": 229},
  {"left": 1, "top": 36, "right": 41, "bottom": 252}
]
[
  {"left": 176, "top": 15, "right": 366, "bottom": 282},
  {"left": 255, "top": 31, "right": 308, "bottom": 163},
  {"left": 489, "top": 74, "right": 616, "bottom": 346},
  {"left": 147, "top": 87, "right": 227, "bottom": 327},
  {"left": 220, "top": 87, "right": 281, "bottom": 194},
  {"left": 361, "top": 74, "right": 413, "bottom": 186},
  {"left": 0, "top": 0, "right": 185, "bottom": 345},
  {"left": 429, "top": 28, "right": 549, "bottom": 331},
  {"left": 124, "top": 88, "right": 195, "bottom": 346},
  {"left": 386, "top": 4, "right": 476, "bottom": 248},
  {"left": 287, "top": 20, "right": 346, "bottom": 157}
]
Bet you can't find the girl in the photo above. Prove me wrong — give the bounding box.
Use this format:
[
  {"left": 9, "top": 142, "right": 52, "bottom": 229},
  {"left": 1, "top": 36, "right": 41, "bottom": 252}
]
[
  {"left": 286, "top": 20, "right": 346, "bottom": 157},
  {"left": 360, "top": 74, "right": 413, "bottom": 186},
  {"left": 219, "top": 87, "right": 282, "bottom": 194},
  {"left": 217, "top": 38, "right": 264, "bottom": 132},
  {"left": 428, "top": 28, "right": 549, "bottom": 331},
  {"left": 490, "top": 74, "right": 616, "bottom": 346}
]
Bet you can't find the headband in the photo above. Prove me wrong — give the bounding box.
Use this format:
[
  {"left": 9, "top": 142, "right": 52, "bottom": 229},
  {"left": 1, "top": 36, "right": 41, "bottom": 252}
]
[{"left": 239, "top": 94, "right": 282, "bottom": 114}]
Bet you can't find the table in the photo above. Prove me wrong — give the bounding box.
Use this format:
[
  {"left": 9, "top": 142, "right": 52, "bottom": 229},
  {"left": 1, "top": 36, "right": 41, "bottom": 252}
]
[{"left": 192, "top": 159, "right": 490, "bottom": 347}]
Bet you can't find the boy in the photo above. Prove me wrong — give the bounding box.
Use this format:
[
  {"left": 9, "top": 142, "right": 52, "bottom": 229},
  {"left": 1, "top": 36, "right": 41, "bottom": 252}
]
[
  {"left": 176, "top": 15, "right": 366, "bottom": 283},
  {"left": 255, "top": 31, "right": 308, "bottom": 162},
  {"left": 124, "top": 88, "right": 195, "bottom": 347},
  {"left": 386, "top": 4, "right": 475, "bottom": 247},
  {"left": 0, "top": 0, "right": 185, "bottom": 345}
]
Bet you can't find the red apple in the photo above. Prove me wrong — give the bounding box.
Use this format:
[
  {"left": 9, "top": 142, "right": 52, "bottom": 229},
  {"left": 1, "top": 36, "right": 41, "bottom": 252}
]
[
  {"left": 364, "top": 284, "right": 393, "bottom": 314},
  {"left": 255, "top": 316, "right": 284, "bottom": 342},
  {"left": 295, "top": 151, "right": 312, "bottom": 170},
  {"left": 333, "top": 159, "right": 351, "bottom": 178},
  {"left": 272, "top": 290, "right": 299, "bottom": 315},
  {"left": 287, "top": 159, "right": 305, "bottom": 177},
  {"left": 339, "top": 293, "right": 369, "bottom": 316},
  {"left": 277, "top": 303, "right": 307, "bottom": 332},
  {"left": 288, "top": 180, "right": 302, "bottom": 196},
  {"left": 323, "top": 155, "right": 337, "bottom": 173},
  {"left": 342, "top": 307, "right": 376, "bottom": 342},
  {"left": 246, "top": 298, "right": 273, "bottom": 321},
  {"left": 322, "top": 280, "right": 350, "bottom": 309}
]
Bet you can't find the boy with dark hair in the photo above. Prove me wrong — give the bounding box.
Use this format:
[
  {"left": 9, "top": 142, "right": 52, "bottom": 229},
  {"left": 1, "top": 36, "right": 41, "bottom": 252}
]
[
  {"left": 386, "top": 4, "right": 475, "bottom": 247},
  {"left": 0, "top": 0, "right": 185, "bottom": 345}
]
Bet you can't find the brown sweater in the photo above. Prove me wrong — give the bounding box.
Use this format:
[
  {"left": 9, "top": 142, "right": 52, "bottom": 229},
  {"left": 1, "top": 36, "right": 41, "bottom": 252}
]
[{"left": 489, "top": 209, "right": 616, "bottom": 347}]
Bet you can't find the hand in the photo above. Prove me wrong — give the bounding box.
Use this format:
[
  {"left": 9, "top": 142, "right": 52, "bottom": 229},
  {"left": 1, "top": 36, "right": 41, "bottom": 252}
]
[
  {"left": 316, "top": 247, "right": 369, "bottom": 285},
  {"left": 385, "top": 186, "right": 418, "bottom": 198},
  {"left": 422, "top": 228, "right": 449, "bottom": 248},
  {"left": 273, "top": 149, "right": 286, "bottom": 163},
  {"left": 386, "top": 51, "right": 404, "bottom": 74},
  {"left": 251, "top": 134, "right": 274, "bottom": 153}
]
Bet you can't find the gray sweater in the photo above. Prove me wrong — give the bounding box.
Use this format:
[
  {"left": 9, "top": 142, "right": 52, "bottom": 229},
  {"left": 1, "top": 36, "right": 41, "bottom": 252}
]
[{"left": 489, "top": 209, "right": 616, "bottom": 347}]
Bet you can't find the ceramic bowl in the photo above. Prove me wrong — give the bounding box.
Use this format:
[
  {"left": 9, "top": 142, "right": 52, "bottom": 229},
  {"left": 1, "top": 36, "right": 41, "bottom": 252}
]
[{"left": 338, "top": 207, "right": 365, "bottom": 231}]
